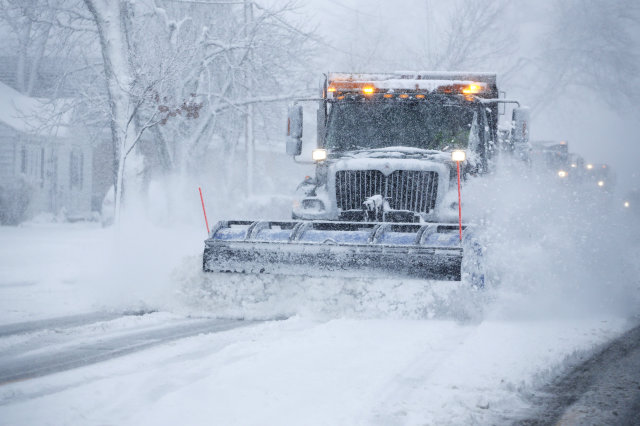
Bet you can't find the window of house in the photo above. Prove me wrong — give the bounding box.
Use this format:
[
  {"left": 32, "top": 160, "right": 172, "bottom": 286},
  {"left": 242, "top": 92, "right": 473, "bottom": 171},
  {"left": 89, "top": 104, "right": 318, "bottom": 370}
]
[
  {"left": 40, "top": 147, "right": 45, "bottom": 188},
  {"left": 20, "top": 145, "right": 43, "bottom": 185},
  {"left": 20, "top": 146, "right": 27, "bottom": 174},
  {"left": 69, "top": 149, "right": 83, "bottom": 190}
]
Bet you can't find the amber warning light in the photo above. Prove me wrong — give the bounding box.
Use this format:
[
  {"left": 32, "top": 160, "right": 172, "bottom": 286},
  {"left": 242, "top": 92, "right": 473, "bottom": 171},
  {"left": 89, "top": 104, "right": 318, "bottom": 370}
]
[{"left": 462, "top": 84, "right": 483, "bottom": 94}]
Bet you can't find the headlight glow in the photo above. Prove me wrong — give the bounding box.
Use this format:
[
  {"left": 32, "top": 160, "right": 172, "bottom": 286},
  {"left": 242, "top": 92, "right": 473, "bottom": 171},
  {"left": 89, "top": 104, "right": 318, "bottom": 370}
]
[
  {"left": 624, "top": 201, "right": 630, "bottom": 208},
  {"left": 558, "top": 170, "right": 567, "bottom": 178},
  {"left": 597, "top": 180, "right": 605, "bottom": 187},
  {"left": 312, "top": 149, "right": 327, "bottom": 162},
  {"left": 451, "top": 150, "right": 466, "bottom": 162}
]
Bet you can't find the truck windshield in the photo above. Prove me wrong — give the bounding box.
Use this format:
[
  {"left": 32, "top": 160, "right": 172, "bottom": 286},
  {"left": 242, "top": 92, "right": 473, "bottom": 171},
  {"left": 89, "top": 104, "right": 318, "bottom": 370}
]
[{"left": 325, "top": 100, "right": 477, "bottom": 151}]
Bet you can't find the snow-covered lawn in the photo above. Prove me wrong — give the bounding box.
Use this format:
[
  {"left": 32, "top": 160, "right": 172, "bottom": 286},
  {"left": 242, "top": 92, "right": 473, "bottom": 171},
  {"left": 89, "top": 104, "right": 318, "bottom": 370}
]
[
  {"left": 0, "top": 218, "right": 638, "bottom": 425},
  {"left": 0, "top": 223, "right": 109, "bottom": 322}
]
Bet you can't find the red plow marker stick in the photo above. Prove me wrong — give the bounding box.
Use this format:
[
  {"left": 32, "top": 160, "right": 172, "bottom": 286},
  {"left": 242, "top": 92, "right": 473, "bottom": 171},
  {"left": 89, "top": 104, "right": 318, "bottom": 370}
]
[
  {"left": 456, "top": 161, "right": 463, "bottom": 241},
  {"left": 199, "top": 187, "right": 210, "bottom": 235}
]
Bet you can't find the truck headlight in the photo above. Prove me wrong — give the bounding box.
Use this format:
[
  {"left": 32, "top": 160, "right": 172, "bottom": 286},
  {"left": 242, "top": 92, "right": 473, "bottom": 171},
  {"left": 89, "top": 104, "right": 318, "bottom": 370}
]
[
  {"left": 312, "top": 149, "right": 327, "bottom": 162},
  {"left": 451, "top": 150, "right": 466, "bottom": 162},
  {"left": 558, "top": 170, "right": 567, "bottom": 178},
  {"left": 597, "top": 180, "right": 605, "bottom": 187}
]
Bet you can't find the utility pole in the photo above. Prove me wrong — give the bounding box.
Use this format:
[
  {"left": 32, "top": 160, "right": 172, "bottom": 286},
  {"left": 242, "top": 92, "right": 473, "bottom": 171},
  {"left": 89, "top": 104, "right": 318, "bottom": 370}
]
[{"left": 244, "top": 0, "right": 254, "bottom": 197}]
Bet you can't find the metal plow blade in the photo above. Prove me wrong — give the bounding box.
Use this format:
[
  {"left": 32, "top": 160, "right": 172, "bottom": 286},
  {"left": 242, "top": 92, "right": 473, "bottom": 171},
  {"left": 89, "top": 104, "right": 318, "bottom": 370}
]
[{"left": 203, "top": 221, "right": 466, "bottom": 281}]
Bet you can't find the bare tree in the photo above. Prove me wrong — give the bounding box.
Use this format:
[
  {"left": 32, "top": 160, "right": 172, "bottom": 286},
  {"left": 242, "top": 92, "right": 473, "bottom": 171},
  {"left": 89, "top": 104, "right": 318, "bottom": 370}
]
[
  {"left": 414, "top": 0, "right": 516, "bottom": 71},
  {"left": 83, "top": 0, "right": 160, "bottom": 223},
  {"left": 0, "top": 0, "right": 317, "bottom": 222},
  {"left": 0, "top": 0, "right": 55, "bottom": 95},
  {"left": 139, "top": 0, "right": 317, "bottom": 194},
  {"left": 533, "top": 0, "right": 640, "bottom": 110}
]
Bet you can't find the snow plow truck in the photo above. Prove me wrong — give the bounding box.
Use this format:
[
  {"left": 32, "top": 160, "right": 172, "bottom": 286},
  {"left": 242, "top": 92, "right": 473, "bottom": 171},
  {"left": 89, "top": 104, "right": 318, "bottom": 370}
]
[{"left": 203, "top": 72, "right": 529, "bottom": 283}]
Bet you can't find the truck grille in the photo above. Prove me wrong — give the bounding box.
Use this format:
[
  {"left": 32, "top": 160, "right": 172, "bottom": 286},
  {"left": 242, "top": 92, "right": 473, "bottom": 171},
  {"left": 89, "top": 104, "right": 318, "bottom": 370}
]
[{"left": 335, "top": 170, "right": 438, "bottom": 213}]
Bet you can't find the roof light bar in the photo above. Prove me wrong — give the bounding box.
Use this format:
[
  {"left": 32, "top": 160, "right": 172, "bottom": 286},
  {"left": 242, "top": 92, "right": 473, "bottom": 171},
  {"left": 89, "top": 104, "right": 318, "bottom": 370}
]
[{"left": 326, "top": 76, "right": 488, "bottom": 98}]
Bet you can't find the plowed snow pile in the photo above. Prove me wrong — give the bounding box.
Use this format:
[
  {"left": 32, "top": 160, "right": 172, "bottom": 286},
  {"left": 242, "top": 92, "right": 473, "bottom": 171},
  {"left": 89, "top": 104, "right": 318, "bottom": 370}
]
[{"left": 176, "top": 259, "right": 485, "bottom": 320}]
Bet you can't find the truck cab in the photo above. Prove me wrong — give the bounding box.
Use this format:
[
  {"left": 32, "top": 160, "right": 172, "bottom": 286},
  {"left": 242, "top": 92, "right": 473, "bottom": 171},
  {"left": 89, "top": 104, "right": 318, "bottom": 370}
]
[{"left": 288, "top": 72, "right": 527, "bottom": 223}]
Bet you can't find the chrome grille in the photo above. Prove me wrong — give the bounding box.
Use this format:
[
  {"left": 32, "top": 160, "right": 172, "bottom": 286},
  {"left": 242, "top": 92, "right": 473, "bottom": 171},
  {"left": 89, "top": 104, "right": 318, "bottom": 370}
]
[{"left": 335, "top": 170, "right": 438, "bottom": 213}]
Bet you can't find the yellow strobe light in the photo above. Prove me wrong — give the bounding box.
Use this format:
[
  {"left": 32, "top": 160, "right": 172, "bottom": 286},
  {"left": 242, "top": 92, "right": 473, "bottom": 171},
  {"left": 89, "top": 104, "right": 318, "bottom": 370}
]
[
  {"left": 362, "top": 86, "right": 374, "bottom": 95},
  {"left": 462, "top": 84, "right": 482, "bottom": 94},
  {"left": 451, "top": 150, "right": 466, "bottom": 162},
  {"left": 312, "top": 149, "right": 327, "bottom": 162}
]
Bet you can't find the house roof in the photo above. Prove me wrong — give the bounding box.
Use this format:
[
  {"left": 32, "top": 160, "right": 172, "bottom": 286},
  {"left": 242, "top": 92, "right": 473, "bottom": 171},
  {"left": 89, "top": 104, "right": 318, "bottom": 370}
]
[{"left": 0, "top": 80, "right": 70, "bottom": 137}]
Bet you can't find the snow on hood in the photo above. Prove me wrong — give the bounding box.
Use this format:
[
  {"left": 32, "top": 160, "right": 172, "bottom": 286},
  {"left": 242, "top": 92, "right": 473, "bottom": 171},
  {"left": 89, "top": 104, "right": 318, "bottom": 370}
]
[
  {"left": 331, "top": 146, "right": 452, "bottom": 162},
  {"left": 329, "top": 146, "right": 482, "bottom": 168}
]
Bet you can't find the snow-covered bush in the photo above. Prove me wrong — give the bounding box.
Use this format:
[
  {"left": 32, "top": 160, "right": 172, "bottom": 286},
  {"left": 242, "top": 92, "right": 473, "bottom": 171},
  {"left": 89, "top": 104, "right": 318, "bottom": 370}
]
[{"left": 0, "top": 177, "right": 32, "bottom": 225}]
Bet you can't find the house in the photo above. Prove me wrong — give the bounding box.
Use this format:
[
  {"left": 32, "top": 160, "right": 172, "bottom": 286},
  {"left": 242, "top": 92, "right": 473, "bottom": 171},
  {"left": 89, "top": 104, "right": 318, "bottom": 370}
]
[{"left": 0, "top": 81, "right": 93, "bottom": 223}]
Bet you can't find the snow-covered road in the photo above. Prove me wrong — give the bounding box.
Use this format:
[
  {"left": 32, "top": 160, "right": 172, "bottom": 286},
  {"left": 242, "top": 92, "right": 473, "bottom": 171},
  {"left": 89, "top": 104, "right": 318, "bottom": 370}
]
[
  {"left": 0, "top": 313, "right": 630, "bottom": 425},
  {"left": 0, "top": 218, "right": 638, "bottom": 425}
]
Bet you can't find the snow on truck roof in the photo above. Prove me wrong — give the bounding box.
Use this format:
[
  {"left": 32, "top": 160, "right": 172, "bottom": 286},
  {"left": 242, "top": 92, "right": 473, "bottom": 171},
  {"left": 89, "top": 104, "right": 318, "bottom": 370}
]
[{"left": 328, "top": 71, "right": 496, "bottom": 84}]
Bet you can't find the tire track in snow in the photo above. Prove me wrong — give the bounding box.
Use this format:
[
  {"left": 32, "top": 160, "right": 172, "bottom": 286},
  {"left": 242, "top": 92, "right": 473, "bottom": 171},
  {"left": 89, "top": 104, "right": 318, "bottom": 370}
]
[
  {"left": 0, "top": 316, "right": 259, "bottom": 385},
  {"left": 366, "top": 323, "right": 476, "bottom": 425},
  {"left": 0, "top": 311, "right": 151, "bottom": 338}
]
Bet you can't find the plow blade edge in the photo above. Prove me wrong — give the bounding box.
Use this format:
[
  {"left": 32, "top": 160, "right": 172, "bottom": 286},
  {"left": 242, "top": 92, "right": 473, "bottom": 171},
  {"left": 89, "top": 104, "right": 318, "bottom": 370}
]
[{"left": 203, "top": 221, "right": 465, "bottom": 281}]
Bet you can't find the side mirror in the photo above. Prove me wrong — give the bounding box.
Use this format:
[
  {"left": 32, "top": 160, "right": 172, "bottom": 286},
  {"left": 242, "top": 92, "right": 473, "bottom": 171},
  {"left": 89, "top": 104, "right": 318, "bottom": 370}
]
[
  {"left": 512, "top": 107, "right": 530, "bottom": 145},
  {"left": 286, "top": 104, "right": 303, "bottom": 156}
]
